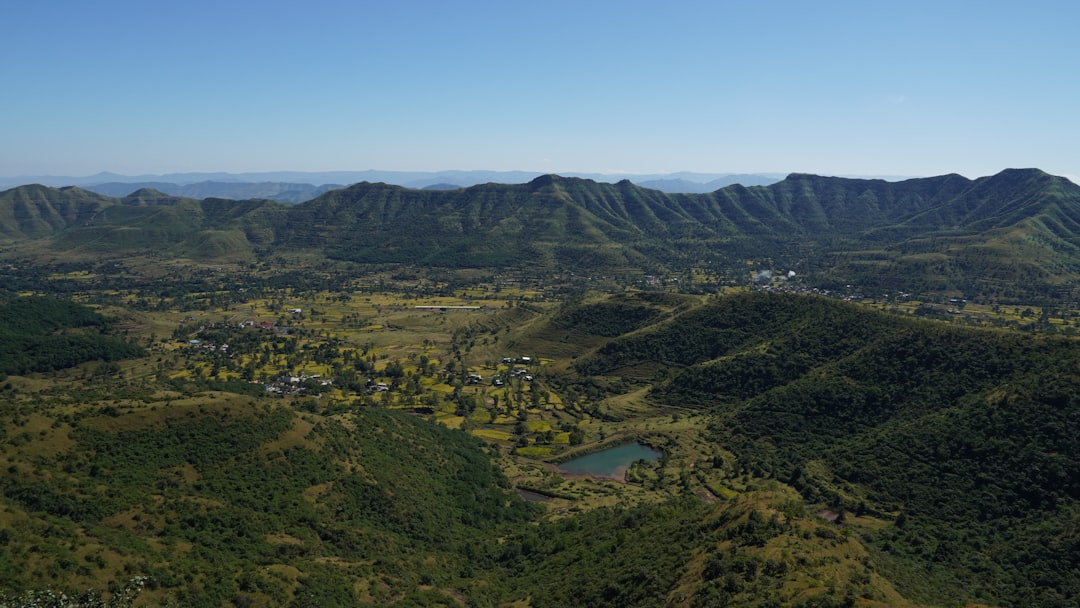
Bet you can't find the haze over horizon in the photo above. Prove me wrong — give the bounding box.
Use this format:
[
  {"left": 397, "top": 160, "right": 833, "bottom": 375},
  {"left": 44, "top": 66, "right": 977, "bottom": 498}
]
[{"left": 3, "top": 1, "right": 1078, "bottom": 183}]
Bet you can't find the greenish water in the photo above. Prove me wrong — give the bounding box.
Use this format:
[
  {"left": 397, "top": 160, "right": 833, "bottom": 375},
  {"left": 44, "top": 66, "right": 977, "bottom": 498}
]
[{"left": 557, "top": 443, "right": 662, "bottom": 479}]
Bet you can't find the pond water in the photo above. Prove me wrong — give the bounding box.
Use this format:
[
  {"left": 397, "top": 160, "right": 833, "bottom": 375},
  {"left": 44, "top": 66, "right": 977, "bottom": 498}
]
[{"left": 557, "top": 443, "right": 662, "bottom": 480}]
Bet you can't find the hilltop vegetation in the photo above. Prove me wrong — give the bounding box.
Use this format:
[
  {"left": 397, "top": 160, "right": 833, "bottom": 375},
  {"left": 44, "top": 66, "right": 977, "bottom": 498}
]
[{"left": 0, "top": 185, "right": 113, "bottom": 240}]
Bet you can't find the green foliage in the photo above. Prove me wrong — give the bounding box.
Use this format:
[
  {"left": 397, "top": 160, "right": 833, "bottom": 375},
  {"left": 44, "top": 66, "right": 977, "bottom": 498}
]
[
  {"left": 0, "top": 404, "right": 535, "bottom": 603},
  {"left": 499, "top": 498, "right": 706, "bottom": 607},
  {"left": 553, "top": 301, "right": 663, "bottom": 337},
  {"left": 576, "top": 292, "right": 886, "bottom": 383},
  {"left": 552, "top": 291, "right": 1080, "bottom": 605},
  {"left": 289, "top": 566, "right": 358, "bottom": 607},
  {"left": 0, "top": 576, "right": 149, "bottom": 607},
  {"left": 666, "top": 294, "right": 1080, "bottom": 605},
  {"left": 0, "top": 297, "right": 144, "bottom": 374},
  {"left": 499, "top": 496, "right": 847, "bottom": 608}
]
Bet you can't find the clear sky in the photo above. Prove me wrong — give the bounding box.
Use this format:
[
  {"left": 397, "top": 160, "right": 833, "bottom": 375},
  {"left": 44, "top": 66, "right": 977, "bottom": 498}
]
[{"left": 3, "top": 0, "right": 1079, "bottom": 181}]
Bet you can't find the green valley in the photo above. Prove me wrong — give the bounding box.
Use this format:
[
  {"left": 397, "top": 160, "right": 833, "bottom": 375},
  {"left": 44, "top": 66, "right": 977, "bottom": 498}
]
[{"left": 0, "top": 172, "right": 1078, "bottom": 607}]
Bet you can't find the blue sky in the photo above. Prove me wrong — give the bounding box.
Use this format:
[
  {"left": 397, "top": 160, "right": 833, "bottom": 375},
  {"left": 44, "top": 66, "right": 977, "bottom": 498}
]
[{"left": 3, "top": 0, "right": 1079, "bottom": 180}]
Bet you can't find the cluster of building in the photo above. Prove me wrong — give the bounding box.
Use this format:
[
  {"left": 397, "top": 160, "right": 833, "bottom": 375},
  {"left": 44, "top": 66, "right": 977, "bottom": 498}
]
[
  {"left": 751, "top": 284, "right": 835, "bottom": 297},
  {"left": 263, "top": 373, "right": 333, "bottom": 396},
  {"left": 460, "top": 356, "right": 538, "bottom": 387},
  {"left": 186, "top": 339, "right": 229, "bottom": 351},
  {"left": 366, "top": 381, "right": 391, "bottom": 392}
]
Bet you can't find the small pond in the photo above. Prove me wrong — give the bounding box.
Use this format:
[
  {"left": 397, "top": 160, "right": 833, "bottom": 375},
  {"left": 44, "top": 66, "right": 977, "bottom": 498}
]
[{"left": 557, "top": 443, "right": 662, "bottom": 480}]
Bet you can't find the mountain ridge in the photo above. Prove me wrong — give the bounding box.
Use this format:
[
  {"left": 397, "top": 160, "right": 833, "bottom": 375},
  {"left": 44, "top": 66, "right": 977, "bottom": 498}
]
[{"left": 2, "top": 168, "right": 1079, "bottom": 299}]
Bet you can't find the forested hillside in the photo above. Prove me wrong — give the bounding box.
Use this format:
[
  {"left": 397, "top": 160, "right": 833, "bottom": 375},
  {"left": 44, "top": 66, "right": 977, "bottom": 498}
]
[
  {"left": 553, "top": 292, "right": 1080, "bottom": 605},
  {"left": 0, "top": 297, "right": 143, "bottom": 375},
  {"left": 1, "top": 404, "right": 536, "bottom": 606},
  {"left": 0, "top": 185, "right": 113, "bottom": 240}
]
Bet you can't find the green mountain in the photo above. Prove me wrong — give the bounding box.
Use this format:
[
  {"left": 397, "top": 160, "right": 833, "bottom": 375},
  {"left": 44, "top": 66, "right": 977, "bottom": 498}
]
[
  {"left": 3, "top": 168, "right": 1080, "bottom": 298},
  {"left": 211, "top": 167, "right": 1078, "bottom": 296},
  {"left": 0, "top": 185, "right": 288, "bottom": 259},
  {"left": 276, "top": 175, "right": 679, "bottom": 269},
  {"left": 0, "top": 185, "right": 114, "bottom": 240}
]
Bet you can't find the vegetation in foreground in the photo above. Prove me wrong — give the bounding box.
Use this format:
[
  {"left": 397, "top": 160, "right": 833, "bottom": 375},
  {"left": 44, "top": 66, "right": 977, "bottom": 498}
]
[{"left": 0, "top": 255, "right": 1076, "bottom": 607}]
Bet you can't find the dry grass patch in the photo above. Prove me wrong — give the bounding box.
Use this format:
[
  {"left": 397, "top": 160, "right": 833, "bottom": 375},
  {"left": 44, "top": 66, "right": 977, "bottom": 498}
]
[
  {"left": 261, "top": 414, "right": 314, "bottom": 453},
  {"left": 471, "top": 429, "right": 513, "bottom": 442}
]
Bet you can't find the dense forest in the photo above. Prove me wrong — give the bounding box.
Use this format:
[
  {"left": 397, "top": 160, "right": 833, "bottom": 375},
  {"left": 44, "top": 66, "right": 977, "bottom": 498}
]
[{"left": 0, "top": 297, "right": 143, "bottom": 375}]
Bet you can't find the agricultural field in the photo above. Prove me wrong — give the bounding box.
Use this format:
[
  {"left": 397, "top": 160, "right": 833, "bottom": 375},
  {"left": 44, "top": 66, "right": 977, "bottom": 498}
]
[{"left": 3, "top": 258, "right": 725, "bottom": 510}]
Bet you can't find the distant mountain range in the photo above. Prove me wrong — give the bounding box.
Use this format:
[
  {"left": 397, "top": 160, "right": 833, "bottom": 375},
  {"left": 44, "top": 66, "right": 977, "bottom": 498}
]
[
  {"left": 1, "top": 168, "right": 1077, "bottom": 301},
  {"left": 0, "top": 170, "right": 797, "bottom": 200},
  {"left": 82, "top": 181, "right": 344, "bottom": 204}
]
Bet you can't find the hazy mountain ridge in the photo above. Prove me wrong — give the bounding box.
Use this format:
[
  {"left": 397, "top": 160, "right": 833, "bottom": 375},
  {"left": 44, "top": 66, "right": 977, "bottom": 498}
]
[
  {"left": 86, "top": 181, "right": 343, "bottom": 203},
  {"left": 1, "top": 170, "right": 788, "bottom": 198},
  {"left": 636, "top": 173, "right": 782, "bottom": 192},
  {"left": 74, "top": 174, "right": 785, "bottom": 202}
]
